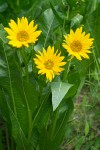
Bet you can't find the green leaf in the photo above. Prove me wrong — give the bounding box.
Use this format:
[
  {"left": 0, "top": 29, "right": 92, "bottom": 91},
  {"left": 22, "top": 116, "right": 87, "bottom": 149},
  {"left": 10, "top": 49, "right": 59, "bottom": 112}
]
[
  {"left": 51, "top": 82, "right": 72, "bottom": 111},
  {"left": 32, "top": 90, "right": 51, "bottom": 128},
  {"left": 50, "top": 2, "right": 64, "bottom": 25},
  {"left": 0, "top": 128, "right": 4, "bottom": 150},
  {"left": 0, "top": 24, "right": 8, "bottom": 43},
  {"left": 0, "top": 37, "right": 33, "bottom": 148},
  {"left": 0, "top": 41, "right": 29, "bottom": 133},
  {"left": 0, "top": 40, "right": 36, "bottom": 148},
  {"left": 67, "top": 0, "right": 76, "bottom": 7},
  {"left": 52, "top": 100, "right": 74, "bottom": 149},
  {"left": 86, "top": 0, "right": 97, "bottom": 15},
  {"left": 4, "top": 96, "right": 30, "bottom": 150},
  {"left": 27, "top": 0, "right": 42, "bottom": 15},
  {"left": 85, "top": 122, "right": 89, "bottom": 136},
  {"left": 38, "top": 99, "right": 74, "bottom": 150},
  {"left": 0, "top": 3, "right": 8, "bottom": 12},
  {"left": 84, "top": 1, "right": 100, "bottom": 81},
  {"left": 0, "top": 89, "right": 10, "bottom": 123},
  {"left": 38, "top": 8, "right": 59, "bottom": 47},
  {"left": 75, "top": 136, "right": 85, "bottom": 150},
  {"left": 70, "top": 14, "right": 83, "bottom": 28},
  {"left": 22, "top": 81, "right": 39, "bottom": 114}
]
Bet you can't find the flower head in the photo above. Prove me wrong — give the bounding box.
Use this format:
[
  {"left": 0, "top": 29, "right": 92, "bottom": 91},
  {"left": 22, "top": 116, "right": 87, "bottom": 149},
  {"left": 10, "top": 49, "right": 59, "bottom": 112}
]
[
  {"left": 4, "top": 17, "right": 42, "bottom": 48},
  {"left": 34, "top": 46, "right": 66, "bottom": 81},
  {"left": 62, "top": 27, "right": 94, "bottom": 60}
]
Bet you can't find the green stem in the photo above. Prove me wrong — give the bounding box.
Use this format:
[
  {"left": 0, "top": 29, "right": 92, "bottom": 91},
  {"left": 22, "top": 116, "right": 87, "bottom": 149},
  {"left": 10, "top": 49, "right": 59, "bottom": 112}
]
[
  {"left": 27, "top": 109, "right": 32, "bottom": 140},
  {"left": 86, "top": 20, "right": 100, "bottom": 83},
  {"left": 63, "top": 61, "right": 71, "bottom": 81},
  {"left": 31, "top": 44, "right": 34, "bottom": 72},
  {"left": 11, "top": 137, "right": 15, "bottom": 150},
  {"left": 20, "top": 48, "right": 29, "bottom": 82},
  {"left": 32, "top": 97, "right": 45, "bottom": 128},
  {"left": 17, "top": 50, "right": 32, "bottom": 140},
  {"left": 22, "top": 81, "right": 32, "bottom": 140},
  {"left": 66, "top": 5, "right": 70, "bottom": 19},
  {"left": 50, "top": 109, "right": 58, "bottom": 138},
  {"left": 92, "top": 50, "right": 100, "bottom": 83},
  {"left": 25, "top": 63, "right": 29, "bottom": 82},
  {"left": 32, "top": 91, "right": 50, "bottom": 129},
  {"left": 5, "top": 124, "right": 10, "bottom": 150},
  {"left": 21, "top": 72, "right": 32, "bottom": 140},
  {"left": 62, "top": 4, "right": 70, "bottom": 35}
]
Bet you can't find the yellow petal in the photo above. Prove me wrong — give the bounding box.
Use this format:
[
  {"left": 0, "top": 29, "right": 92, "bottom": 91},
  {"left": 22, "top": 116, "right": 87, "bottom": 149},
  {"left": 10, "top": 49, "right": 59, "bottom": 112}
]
[{"left": 9, "top": 20, "right": 18, "bottom": 32}]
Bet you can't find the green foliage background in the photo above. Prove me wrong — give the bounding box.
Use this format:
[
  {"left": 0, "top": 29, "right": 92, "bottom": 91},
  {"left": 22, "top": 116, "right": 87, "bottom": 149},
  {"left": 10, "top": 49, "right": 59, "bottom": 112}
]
[{"left": 0, "top": 0, "right": 100, "bottom": 150}]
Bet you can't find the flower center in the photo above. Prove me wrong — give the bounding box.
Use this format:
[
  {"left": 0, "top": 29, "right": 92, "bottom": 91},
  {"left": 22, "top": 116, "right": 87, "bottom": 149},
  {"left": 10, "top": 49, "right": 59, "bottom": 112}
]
[
  {"left": 70, "top": 40, "right": 82, "bottom": 52},
  {"left": 44, "top": 59, "right": 54, "bottom": 69},
  {"left": 17, "top": 31, "right": 29, "bottom": 42}
]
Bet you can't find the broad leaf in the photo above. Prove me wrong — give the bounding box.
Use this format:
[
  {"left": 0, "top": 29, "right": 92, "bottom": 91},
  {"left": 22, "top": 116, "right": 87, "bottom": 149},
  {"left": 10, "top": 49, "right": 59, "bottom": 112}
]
[
  {"left": 4, "top": 96, "right": 30, "bottom": 150},
  {"left": 51, "top": 82, "right": 72, "bottom": 111},
  {"left": 70, "top": 14, "right": 83, "bottom": 28},
  {"left": 50, "top": 2, "right": 64, "bottom": 25},
  {"left": 0, "top": 24, "right": 8, "bottom": 44},
  {"left": 38, "top": 99, "right": 74, "bottom": 150},
  {"left": 86, "top": 0, "right": 97, "bottom": 15},
  {"left": 38, "top": 8, "right": 59, "bottom": 48},
  {"left": 0, "top": 27, "right": 38, "bottom": 149}
]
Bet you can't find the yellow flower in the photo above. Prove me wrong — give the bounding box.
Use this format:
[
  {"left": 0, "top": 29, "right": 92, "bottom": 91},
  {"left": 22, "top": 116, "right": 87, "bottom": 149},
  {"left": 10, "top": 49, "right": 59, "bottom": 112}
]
[
  {"left": 4, "top": 17, "right": 42, "bottom": 48},
  {"left": 34, "top": 46, "right": 66, "bottom": 81},
  {"left": 62, "top": 27, "right": 94, "bottom": 60}
]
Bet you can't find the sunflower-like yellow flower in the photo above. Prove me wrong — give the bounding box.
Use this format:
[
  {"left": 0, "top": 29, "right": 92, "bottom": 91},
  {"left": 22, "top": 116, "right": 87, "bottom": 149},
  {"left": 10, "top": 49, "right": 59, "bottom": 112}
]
[
  {"left": 62, "top": 27, "right": 94, "bottom": 60},
  {"left": 4, "top": 17, "right": 42, "bottom": 48},
  {"left": 34, "top": 46, "right": 66, "bottom": 81}
]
